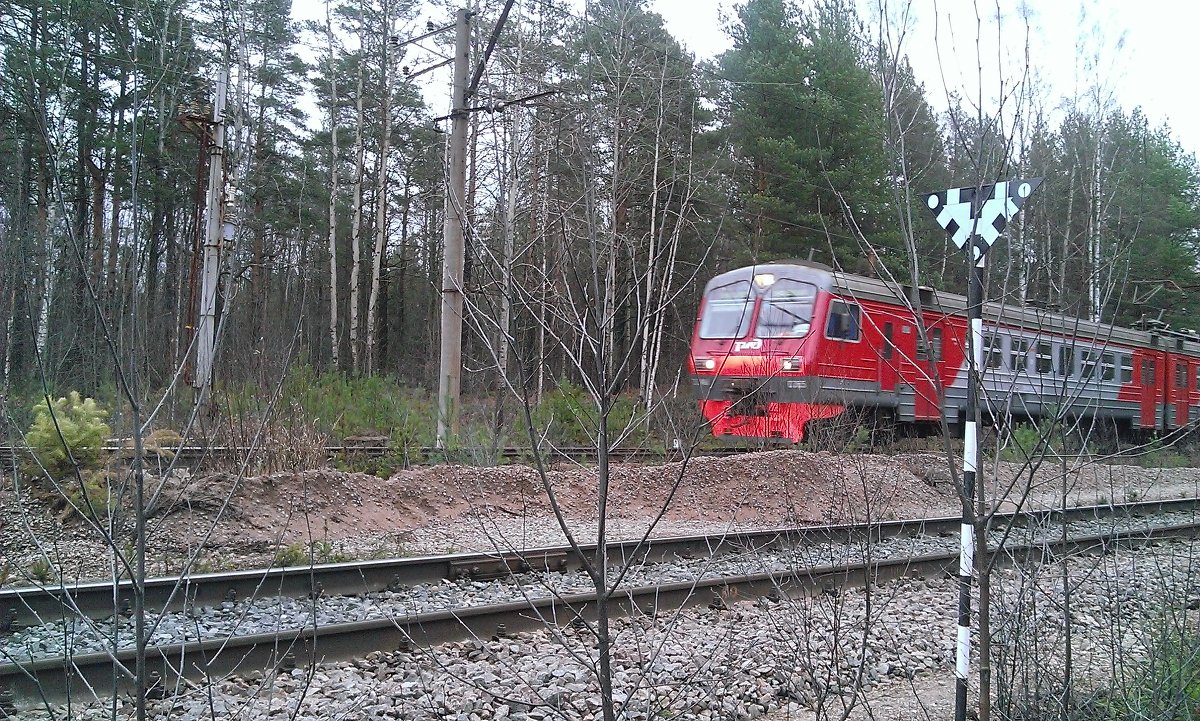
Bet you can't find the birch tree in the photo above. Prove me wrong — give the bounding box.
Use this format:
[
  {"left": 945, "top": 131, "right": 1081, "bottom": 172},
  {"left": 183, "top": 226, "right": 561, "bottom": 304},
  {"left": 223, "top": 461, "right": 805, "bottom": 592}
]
[{"left": 325, "top": 0, "right": 341, "bottom": 369}]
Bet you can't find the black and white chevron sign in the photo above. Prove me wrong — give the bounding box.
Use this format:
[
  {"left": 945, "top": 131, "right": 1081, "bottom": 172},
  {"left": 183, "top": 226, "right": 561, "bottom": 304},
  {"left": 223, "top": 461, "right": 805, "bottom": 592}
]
[{"left": 925, "top": 178, "right": 1042, "bottom": 259}]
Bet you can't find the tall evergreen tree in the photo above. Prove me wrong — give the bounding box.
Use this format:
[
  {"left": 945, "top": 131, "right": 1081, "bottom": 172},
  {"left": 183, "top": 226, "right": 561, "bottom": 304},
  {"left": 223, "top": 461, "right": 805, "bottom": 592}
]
[{"left": 719, "top": 0, "right": 892, "bottom": 270}]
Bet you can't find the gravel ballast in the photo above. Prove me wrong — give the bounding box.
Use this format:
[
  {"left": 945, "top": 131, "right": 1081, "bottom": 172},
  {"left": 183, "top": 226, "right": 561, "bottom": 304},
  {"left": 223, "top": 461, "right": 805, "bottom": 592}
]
[
  {"left": 5, "top": 509, "right": 1194, "bottom": 664},
  {"left": 13, "top": 539, "right": 1199, "bottom": 721}
]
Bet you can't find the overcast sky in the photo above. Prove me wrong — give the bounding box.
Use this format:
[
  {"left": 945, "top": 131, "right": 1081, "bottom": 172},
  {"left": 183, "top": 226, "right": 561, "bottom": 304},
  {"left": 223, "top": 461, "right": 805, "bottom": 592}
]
[
  {"left": 649, "top": 0, "right": 1200, "bottom": 156},
  {"left": 291, "top": 0, "right": 1200, "bottom": 157}
]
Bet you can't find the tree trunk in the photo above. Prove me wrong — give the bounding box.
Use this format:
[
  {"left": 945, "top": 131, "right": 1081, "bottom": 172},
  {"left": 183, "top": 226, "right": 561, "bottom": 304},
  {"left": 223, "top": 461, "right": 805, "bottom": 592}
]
[
  {"left": 1060, "top": 165, "right": 1076, "bottom": 310},
  {"left": 395, "top": 170, "right": 412, "bottom": 376},
  {"left": 639, "top": 62, "right": 667, "bottom": 408},
  {"left": 348, "top": 22, "right": 366, "bottom": 374},
  {"left": 1089, "top": 140, "right": 1103, "bottom": 322},
  {"left": 107, "top": 75, "right": 128, "bottom": 311},
  {"left": 326, "top": 0, "right": 341, "bottom": 370},
  {"left": 498, "top": 109, "right": 523, "bottom": 385},
  {"left": 365, "top": 1, "right": 391, "bottom": 375}
]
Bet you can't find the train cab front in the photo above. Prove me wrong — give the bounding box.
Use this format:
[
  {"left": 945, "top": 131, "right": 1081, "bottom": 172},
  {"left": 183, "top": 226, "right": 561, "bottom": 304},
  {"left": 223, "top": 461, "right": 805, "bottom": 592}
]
[{"left": 689, "top": 264, "right": 845, "bottom": 442}]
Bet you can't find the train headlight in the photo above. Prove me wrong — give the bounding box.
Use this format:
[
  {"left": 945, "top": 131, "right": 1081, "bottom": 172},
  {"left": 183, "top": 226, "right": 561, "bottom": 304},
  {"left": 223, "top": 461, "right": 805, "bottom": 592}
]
[
  {"left": 694, "top": 357, "right": 716, "bottom": 371},
  {"left": 781, "top": 358, "right": 803, "bottom": 371},
  {"left": 753, "top": 273, "right": 776, "bottom": 289}
]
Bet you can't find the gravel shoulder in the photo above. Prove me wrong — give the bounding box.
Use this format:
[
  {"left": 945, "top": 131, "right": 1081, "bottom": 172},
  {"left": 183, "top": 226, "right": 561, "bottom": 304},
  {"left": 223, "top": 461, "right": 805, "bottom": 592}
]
[
  {"left": 3, "top": 449, "right": 1199, "bottom": 583},
  {"left": 5, "top": 449, "right": 1199, "bottom": 721}
]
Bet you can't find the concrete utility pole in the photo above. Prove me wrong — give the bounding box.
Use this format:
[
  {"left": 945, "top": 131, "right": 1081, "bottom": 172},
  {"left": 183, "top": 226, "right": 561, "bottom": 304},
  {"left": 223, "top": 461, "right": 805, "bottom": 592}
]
[
  {"left": 925, "top": 178, "right": 1041, "bottom": 721},
  {"left": 436, "top": 8, "right": 470, "bottom": 448},
  {"left": 195, "top": 63, "right": 229, "bottom": 410}
]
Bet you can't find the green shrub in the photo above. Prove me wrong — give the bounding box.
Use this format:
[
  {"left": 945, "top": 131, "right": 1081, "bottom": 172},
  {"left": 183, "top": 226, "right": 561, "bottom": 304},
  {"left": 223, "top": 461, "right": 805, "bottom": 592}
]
[
  {"left": 998, "top": 414, "right": 1090, "bottom": 463},
  {"left": 286, "top": 366, "right": 434, "bottom": 446},
  {"left": 334, "top": 449, "right": 413, "bottom": 478},
  {"left": 531, "top": 380, "right": 594, "bottom": 445},
  {"left": 64, "top": 470, "right": 115, "bottom": 522},
  {"left": 310, "top": 540, "right": 350, "bottom": 564},
  {"left": 223, "top": 366, "right": 436, "bottom": 447},
  {"left": 1104, "top": 620, "right": 1200, "bottom": 720},
  {"left": 272, "top": 540, "right": 349, "bottom": 567},
  {"left": 28, "top": 558, "right": 53, "bottom": 583},
  {"left": 1129, "top": 436, "right": 1194, "bottom": 469},
  {"left": 531, "top": 380, "right": 643, "bottom": 446},
  {"left": 1000, "top": 422, "right": 1045, "bottom": 462},
  {"left": 272, "top": 543, "right": 308, "bottom": 568},
  {"left": 25, "top": 392, "right": 111, "bottom": 479}
]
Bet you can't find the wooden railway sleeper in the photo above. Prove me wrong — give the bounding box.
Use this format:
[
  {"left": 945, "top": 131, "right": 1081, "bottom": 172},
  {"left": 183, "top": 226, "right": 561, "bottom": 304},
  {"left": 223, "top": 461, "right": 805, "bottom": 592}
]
[
  {"left": 146, "top": 671, "right": 165, "bottom": 700},
  {"left": 0, "top": 685, "right": 15, "bottom": 716}
]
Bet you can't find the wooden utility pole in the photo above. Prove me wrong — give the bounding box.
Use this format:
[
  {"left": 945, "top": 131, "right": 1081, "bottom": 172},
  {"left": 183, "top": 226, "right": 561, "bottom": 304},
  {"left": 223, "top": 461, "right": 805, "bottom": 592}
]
[
  {"left": 195, "top": 62, "right": 229, "bottom": 409},
  {"left": 436, "top": 8, "right": 470, "bottom": 448}
]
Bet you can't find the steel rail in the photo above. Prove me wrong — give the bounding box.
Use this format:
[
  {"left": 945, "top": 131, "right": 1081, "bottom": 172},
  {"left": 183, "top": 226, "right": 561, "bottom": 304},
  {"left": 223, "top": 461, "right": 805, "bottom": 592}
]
[
  {"left": 0, "top": 444, "right": 762, "bottom": 467},
  {"left": 3, "top": 496, "right": 1197, "bottom": 629},
  {"left": 4, "top": 518, "right": 1197, "bottom": 709}
]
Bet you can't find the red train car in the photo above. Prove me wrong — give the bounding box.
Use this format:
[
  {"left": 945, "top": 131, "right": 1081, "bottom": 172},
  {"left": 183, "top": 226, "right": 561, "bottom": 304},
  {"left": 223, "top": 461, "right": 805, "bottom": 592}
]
[{"left": 689, "top": 262, "right": 1200, "bottom": 442}]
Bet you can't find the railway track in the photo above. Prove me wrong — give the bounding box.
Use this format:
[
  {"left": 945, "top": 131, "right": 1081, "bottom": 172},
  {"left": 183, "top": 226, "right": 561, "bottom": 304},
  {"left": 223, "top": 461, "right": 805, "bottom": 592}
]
[
  {"left": 2, "top": 496, "right": 1197, "bottom": 710},
  {"left": 0, "top": 443, "right": 763, "bottom": 469}
]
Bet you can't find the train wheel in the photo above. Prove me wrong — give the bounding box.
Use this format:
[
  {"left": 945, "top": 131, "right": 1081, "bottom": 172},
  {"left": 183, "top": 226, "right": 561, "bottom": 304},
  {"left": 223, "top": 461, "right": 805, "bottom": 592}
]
[
  {"left": 804, "top": 408, "right": 869, "bottom": 453},
  {"left": 868, "top": 409, "right": 897, "bottom": 448}
]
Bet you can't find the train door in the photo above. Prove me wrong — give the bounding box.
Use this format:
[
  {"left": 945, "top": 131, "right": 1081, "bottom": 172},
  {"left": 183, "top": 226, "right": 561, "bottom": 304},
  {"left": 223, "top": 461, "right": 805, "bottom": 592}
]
[
  {"left": 1173, "top": 358, "right": 1190, "bottom": 428},
  {"left": 1194, "top": 363, "right": 1200, "bottom": 426},
  {"left": 1139, "top": 355, "right": 1159, "bottom": 430},
  {"left": 908, "top": 322, "right": 942, "bottom": 421},
  {"left": 889, "top": 318, "right": 935, "bottom": 422},
  {"left": 879, "top": 320, "right": 899, "bottom": 392},
  {"left": 1194, "top": 362, "right": 1200, "bottom": 426}
]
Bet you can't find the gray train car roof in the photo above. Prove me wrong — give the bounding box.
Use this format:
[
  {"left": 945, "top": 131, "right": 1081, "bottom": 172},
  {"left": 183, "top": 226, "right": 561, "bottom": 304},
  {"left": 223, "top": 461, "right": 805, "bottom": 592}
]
[{"left": 702, "top": 262, "right": 1200, "bottom": 356}]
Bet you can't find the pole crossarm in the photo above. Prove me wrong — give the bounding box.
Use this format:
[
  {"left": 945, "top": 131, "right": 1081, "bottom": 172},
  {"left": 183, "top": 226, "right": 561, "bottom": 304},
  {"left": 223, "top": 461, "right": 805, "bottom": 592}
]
[
  {"left": 433, "top": 90, "right": 558, "bottom": 123},
  {"left": 394, "top": 22, "right": 456, "bottom": 49}
]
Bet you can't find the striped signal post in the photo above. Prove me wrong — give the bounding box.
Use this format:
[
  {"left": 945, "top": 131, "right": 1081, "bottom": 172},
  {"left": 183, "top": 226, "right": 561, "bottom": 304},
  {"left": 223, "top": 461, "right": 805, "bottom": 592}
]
[{"left": 924, "top": 177, "right": 1042, "bottom": 721}]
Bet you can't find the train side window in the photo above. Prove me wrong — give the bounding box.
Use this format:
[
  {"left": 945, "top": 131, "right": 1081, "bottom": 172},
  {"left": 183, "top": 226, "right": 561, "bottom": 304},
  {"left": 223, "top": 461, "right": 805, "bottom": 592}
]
[
  {"left": 1120, "top": 356, "right": 1133, "bottom": 383},
  {"left": 1057, "top": 345, "right": 1075, "bottom": 377},
  {"left": 1010, "top": 339, "right": 1030, "bottom": 374},
  {"left": 1196, "top": 365, "right": 1200, "bottom": 390},
  {"left": 1176, "top": 362, "right": 1188, "bottom": 389},
  {"left": 916, "top": 327, "right": 943, "bottom": 361},
  {"left": 1101, "top": 352, "right": 1116, "bottom": 381},
  {"left": 882, "top": 322, "right": 894, "bottom": 359},
  {"left": 1142, "top": 359, "right": 1156, "bottom": 386},
  {"left": 825, "top": 300, "right": 861, "bottom": 341},
  {"left": 1035, "top": 342, "right": 1052, "bottom": 374},
  {"left": 984, "top": 335, "right": 1004, "bottom": 370},
  {"left": 1080, "top": 350, "right": 1097, "bottom": 379}
]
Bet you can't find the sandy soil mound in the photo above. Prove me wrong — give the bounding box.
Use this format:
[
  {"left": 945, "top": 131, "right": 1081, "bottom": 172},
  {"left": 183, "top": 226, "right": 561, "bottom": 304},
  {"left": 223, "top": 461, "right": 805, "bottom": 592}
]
[
  {"left": 140, "top": 451, "right": 947, "bottom": 549},
  {"left": 4, "top": 449, "right": 1199, "bottom": 581}
]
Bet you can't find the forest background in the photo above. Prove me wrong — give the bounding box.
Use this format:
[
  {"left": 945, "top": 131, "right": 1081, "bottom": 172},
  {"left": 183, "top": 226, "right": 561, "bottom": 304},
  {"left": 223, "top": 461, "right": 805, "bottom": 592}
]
[{"left": 3, "top": 0, "right": 1199, "bottom": 443}]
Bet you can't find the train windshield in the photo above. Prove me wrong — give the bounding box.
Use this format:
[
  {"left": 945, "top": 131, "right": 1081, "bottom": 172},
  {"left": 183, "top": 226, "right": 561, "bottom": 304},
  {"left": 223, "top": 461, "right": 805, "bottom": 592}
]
[
  {"left": 698, "top": 280, "right": 754, "bottom": 339},
  {"left": 755, "top": 279, "right": 818, "bottom": 338}
]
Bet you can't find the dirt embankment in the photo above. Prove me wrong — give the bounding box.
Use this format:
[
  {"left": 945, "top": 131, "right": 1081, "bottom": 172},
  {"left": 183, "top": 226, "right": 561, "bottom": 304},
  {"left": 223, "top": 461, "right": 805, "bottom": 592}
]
[{"left": 4, "top": 450, "right": 1199, "bottom": 580}]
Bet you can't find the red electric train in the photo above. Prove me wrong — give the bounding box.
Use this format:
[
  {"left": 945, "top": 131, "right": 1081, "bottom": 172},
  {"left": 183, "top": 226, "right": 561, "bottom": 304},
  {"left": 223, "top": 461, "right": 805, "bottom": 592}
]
[{"left": 688, "top": 262, "right": 1200, "bottom": 442}]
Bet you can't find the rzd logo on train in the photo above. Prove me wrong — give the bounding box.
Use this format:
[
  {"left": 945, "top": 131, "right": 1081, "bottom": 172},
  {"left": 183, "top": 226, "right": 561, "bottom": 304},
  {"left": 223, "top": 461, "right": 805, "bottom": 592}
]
[{"left": 733, "top": 339, "right": 763, "bottom": 352}]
